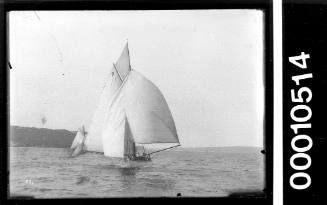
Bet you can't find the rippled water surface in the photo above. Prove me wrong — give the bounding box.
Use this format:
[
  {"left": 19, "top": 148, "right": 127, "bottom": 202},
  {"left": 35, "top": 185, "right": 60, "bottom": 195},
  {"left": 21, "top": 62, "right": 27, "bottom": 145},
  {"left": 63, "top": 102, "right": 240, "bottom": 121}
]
[{"left": 10, "top": 147, "right": 264, "bottom": 198}]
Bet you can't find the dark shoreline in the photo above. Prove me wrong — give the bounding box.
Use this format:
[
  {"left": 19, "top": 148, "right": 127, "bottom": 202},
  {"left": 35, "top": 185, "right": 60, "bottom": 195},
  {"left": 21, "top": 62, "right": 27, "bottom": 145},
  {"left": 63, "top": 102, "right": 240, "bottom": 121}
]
[
  {"left": 9, "top": 126, "right": 263, "bottom": 151},
  {"left": 10, "top": 126, "right": 76, "bottom": 148}
]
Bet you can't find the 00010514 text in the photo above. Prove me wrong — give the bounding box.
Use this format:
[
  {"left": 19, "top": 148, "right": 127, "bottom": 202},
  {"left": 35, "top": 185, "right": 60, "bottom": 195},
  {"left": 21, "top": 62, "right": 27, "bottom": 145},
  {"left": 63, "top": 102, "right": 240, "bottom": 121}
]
[{"left": 288, "top": 52, "right": 313, "bottom": 190}]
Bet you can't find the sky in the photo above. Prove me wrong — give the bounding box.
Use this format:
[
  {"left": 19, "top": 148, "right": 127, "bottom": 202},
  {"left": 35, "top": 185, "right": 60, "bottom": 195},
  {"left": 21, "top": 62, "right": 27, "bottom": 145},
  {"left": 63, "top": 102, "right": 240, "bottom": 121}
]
[{"left": 9, "top": 10, "right": 264, "bottom": 147}]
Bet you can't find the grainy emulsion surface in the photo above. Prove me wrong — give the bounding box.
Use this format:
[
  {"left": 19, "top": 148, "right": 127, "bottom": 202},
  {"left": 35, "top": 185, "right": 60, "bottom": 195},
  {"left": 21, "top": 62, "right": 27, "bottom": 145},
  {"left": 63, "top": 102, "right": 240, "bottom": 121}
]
[{"left": 10, "top": 147, "right": 264, "bottom": 198}]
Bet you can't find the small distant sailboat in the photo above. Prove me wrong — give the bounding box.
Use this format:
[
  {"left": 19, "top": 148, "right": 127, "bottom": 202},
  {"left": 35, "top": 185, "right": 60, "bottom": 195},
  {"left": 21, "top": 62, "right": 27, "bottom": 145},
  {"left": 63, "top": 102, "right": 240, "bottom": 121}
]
[{"left": 70, "top": 43, "right": 180, "bottom": 161}]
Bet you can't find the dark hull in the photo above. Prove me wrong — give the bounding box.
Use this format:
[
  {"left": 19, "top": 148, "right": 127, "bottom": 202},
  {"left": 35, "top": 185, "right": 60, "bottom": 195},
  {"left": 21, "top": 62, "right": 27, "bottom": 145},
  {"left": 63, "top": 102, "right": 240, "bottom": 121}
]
[
  {"left": 127, "top": 155, "right": 151, "bottom": 161},
  {"left": 71, "top": 150, "right": 151, "bottom": 161},
  {"left": 134, "top": 156, "right": 151, "bottom": 161}
]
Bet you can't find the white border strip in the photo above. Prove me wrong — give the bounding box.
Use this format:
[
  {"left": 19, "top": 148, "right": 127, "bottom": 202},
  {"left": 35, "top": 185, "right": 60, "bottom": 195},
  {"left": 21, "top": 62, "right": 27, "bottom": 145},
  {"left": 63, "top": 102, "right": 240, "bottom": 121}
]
[{"left": 273, "top": 0, "right": 283, "bottom": 204}]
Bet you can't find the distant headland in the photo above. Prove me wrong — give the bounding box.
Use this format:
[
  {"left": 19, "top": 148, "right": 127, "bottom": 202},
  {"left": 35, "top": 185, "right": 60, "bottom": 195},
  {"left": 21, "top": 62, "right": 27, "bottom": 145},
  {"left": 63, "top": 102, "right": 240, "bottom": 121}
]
[
  {"left": 10, "top": 126, "right": 76, "bottom": 148},
  {"left": 9, "top": 126, "right": 263, "bottom": 151}
]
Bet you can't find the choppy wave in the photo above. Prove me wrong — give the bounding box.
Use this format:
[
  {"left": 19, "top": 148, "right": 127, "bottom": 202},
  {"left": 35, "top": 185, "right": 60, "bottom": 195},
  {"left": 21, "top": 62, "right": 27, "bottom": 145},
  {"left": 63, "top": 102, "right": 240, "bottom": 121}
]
[{"left": 9, "top": 146, "right": 264, "bottom": 198}]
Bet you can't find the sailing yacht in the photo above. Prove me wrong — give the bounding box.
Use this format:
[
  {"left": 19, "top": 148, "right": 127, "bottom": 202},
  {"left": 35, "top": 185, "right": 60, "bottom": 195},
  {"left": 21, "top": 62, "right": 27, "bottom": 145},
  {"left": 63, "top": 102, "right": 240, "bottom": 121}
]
[{"left": 70, "top": 43, "right": 180, "bottom": 161}]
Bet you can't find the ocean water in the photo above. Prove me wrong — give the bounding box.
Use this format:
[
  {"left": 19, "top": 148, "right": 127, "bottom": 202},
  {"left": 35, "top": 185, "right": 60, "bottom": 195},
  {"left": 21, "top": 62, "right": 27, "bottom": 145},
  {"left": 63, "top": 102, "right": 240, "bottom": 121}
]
[{"left": 9, "top": 147, "right": 264, "bottom": 198}]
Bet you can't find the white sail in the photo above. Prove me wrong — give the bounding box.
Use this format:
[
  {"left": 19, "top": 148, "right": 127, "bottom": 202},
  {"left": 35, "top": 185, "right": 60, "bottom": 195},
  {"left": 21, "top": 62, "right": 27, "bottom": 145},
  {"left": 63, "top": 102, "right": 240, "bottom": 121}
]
[
  {"left": 71, "top": 141, "right": 84, "bottom": 157},
  {"left": 83, "top": 65, "right": 122, "bottom": 152},
  {"left": 123, "top": 70, "right": 179, "bottom": 144},
  {"left": 101, "top": 86, "right": 127, "bottom": 157},
  {"left": 83, "top": 43, "right": 131, "bottom": 152},
  {"left": 71, "top": 129, "right": 84, "bottom": 149},
  {"left": 101, "top": 70, "right": 179, "bottom": 158},
  {"left": 71, "top": 127, "right": 87, "bottom": 157},
  {"left": 115, "top": 43, "right": 131, "bottom": 80},
  {"left": 71, "top": 43, "right": 179, "bottom": 158}
]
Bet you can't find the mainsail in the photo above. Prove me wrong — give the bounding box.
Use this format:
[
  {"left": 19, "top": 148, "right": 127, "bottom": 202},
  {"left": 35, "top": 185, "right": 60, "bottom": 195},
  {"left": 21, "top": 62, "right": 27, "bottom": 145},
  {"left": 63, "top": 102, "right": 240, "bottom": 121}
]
[
  {"left": 71, "top": 43, "right": 179, "bottom": 159},
  {"left": 101, "top": 70, "right": 179, "bottom": 158},
  {"left": 122, "top": 71, "right": 179, "bottom": 144}
]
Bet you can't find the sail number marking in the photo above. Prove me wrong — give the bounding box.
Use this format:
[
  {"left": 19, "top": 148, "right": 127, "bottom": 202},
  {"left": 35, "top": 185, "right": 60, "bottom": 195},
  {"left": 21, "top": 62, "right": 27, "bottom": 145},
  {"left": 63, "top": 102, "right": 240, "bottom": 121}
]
[{"left": 288, "top": 52, "right": 313, "bottom": 190}]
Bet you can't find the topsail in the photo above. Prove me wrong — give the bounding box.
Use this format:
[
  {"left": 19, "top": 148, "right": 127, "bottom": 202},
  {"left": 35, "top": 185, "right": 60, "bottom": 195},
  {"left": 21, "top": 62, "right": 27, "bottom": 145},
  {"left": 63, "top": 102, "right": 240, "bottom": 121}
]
[{"left": 71, "top": 43, "right": 180, "bottom": 160}]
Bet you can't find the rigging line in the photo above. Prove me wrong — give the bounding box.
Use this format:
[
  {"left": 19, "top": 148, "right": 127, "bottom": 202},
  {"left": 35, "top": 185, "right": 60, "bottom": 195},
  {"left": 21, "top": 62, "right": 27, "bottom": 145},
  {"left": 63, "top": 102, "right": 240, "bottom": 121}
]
[
  {"left": 33, "top": 11, "right": 63, "bottom": 63},
  {"left": 113, "top": 63, "right": 123, "bottom": 82},
  {"left": 148, "top": 144, "right": 181, "bottom": 155}
]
